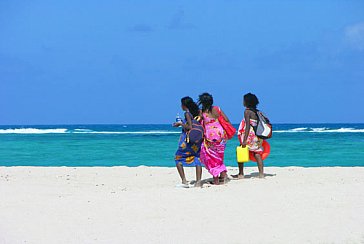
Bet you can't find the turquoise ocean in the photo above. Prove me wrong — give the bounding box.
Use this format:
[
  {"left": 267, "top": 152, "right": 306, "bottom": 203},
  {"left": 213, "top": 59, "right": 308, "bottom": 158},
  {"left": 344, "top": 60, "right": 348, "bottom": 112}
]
[{"left": 0, "top": 124, "right": 363, "bottom": 167}]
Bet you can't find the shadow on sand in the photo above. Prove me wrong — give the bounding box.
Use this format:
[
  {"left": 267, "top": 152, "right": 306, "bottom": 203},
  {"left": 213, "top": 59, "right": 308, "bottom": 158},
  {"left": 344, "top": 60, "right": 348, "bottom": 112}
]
[
  {"left": 240, "top": 172, "right": 276, "bottom": 179},
  {"left": 188, "top": 173, "right": 276, "bottom": 187}
]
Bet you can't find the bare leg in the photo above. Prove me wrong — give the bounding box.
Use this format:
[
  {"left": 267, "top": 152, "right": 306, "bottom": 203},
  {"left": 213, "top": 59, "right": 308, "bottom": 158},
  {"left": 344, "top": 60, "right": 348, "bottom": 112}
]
[
  {"left": 220, "top": 170, "right": 227, "bottom": 179},
  {"left": 213, "top": 177, "right": 219, "bottom": 185},
  {"left": 195, "top": 166, "right": 202, "bottom": 187},
  {"left": 231, "top": 163, "right": 245, "bottom": 180},
  {"left": 176, "top": 163, "right": 187, "bottom": 184},
  {"left": 238, "top": 163, "right": 245, "bottom": 178},
  {"left": 220, "top": 171, "right": 228, "bottom": 184},
  {"left": 254, "top": 154, "right": 264, "bottom": 178}
]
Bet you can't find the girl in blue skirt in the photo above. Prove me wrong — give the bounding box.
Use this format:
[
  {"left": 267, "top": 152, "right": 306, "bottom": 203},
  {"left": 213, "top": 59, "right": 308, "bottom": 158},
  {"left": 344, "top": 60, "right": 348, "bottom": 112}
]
[{"left": 173, "top": 97, "right": 204, "bottom": 187}]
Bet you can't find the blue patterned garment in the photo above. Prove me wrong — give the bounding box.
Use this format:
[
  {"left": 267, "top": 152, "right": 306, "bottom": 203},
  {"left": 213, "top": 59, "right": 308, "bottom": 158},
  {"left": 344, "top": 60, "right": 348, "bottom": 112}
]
[{"left": 174, "top": 113, "right": 202, "bottom": 167}]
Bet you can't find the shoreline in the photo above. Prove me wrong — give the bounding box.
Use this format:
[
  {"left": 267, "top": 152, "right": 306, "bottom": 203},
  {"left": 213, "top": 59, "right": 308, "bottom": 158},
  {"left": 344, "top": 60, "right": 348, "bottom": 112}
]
[
  {"left": 2, "top": 165, "right": 364, "bottom": 168},
  {"left": 1, "top": 166, "right": 364, "bottom": 243}
]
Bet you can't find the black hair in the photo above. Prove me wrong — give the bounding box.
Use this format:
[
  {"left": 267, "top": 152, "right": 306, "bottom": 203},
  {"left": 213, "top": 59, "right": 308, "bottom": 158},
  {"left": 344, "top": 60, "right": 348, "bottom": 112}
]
[
  {"left": 181, "top": 96, "right": 200, "bottom": 118},
  {"left": 244, "top": 93, "right": 259, "bottom": 109},
  {"left": 198, "top": 93, "right": 214, "bottom": 112}
]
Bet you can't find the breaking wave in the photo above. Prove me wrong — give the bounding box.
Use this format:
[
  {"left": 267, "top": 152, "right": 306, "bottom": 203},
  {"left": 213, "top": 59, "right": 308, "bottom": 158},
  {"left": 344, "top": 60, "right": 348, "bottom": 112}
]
[
  {"left": 1, "top": 127, "right": 364, "bottom": 134},
  {"left": 274, "top": 127, "right": 364, "bottom": 133},
  {"left": 0, "top": 128, "right": 179, "bottom": 135}
]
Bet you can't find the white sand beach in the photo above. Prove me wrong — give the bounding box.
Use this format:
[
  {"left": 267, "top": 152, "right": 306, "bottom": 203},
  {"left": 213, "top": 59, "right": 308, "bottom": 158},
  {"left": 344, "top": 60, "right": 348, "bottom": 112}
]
[{"left": 0, "top": 166, "right": 363, "bottom": 244}]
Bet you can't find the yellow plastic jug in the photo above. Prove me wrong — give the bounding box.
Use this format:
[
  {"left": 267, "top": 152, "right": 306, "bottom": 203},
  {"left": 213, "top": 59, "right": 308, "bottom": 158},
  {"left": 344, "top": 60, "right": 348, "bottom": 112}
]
[{"left": 236, "top": 146, "right": 250, "bottom": 163}]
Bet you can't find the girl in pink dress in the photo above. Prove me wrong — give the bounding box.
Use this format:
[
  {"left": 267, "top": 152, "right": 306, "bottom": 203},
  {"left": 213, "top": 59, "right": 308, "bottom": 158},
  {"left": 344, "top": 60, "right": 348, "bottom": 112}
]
[{"left": 198, "top": 93, "right": 230, "bottom": 185}]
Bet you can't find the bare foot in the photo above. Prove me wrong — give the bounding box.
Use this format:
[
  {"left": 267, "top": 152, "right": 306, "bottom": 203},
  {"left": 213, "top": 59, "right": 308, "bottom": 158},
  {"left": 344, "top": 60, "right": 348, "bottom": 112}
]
[
  {"left": 258, "top": 173, "right": 265, "bottom": 178},
  {"left": 231, "top": 174, "right": 245, "bottom": 180},
  {"left": 194, "top": 180, "right": 202, "bottom": 188},
  {"left": 221, "top": 177, "right": 230, "bottom": 184},
  {"left": 213, "top": 177, "right": 219, "bottom": 185}
]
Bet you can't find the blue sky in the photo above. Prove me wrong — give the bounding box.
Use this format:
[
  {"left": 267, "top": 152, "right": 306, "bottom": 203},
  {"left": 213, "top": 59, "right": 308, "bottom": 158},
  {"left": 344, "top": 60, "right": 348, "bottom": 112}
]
[{"left": 1, "top": 0, "right": 364, "bottom": 124}]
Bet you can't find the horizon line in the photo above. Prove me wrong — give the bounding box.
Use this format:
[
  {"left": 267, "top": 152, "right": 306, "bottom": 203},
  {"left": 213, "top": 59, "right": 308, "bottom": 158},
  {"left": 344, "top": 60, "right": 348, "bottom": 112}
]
[{"left": 1, "top": 122, "right": 364, "bottom": 126}]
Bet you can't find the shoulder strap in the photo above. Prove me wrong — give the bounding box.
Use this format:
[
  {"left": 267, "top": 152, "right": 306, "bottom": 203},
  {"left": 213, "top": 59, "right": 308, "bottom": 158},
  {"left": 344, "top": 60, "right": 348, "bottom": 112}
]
[
  {"left": 190, "top": 112, "right": 199, "bottom": 122},
  {"left": 247, "top": 108, "right": 261, "bottom": 123},
  {"left": 214, "top": 106, "right": 222, "bottom": 116}
]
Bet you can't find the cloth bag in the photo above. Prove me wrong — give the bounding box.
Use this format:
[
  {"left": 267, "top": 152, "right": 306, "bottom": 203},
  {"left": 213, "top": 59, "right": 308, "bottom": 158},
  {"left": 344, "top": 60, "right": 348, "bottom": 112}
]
[{"left": 216, "top": 106, "right": 236, "bottom": 139}]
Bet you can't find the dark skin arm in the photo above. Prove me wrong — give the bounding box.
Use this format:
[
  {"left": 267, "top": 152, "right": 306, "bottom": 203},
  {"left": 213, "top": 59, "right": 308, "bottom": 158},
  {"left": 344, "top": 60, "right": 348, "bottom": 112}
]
[
  {"left": 212, "top": 107, "right": 231, "bottom": 122},
  {"left": 173, "top": 112, "right": 192, "bottom": 131}
]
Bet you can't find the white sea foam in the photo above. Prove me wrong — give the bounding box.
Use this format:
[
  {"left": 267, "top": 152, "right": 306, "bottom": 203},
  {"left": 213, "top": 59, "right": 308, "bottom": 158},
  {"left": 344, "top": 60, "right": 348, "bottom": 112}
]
[
  {"left": 274, "top": 127, "right": 364, "bottom": 133},
  {"left": 274, "top": 130, "right": 297, "bottom": 133},
  {"left": 74, "top": 129, "right": 93, "bottom": 132},
  {"left": 314, "top": 128, "right": 364, "bottom": 133},
  {"left": 274, "top": 128, "right": 308, "bottom": 133},
  {"left": 73, "top": 131, "right": 180, "bottom": 135},
  {"left": 1, "top": 127, "right": 363, "bottom": 134},
  {"left": 291, "top": 127, "right": 308, "bottom": 131},
  {"left": 0, "top": 128, "right": 68, "bottom": 134},
  {"left": 0, "top": 128, "right": 179, "bottom": 135},
  {"left": 311, "top": 127, "right": 328, "bottom": 132}
]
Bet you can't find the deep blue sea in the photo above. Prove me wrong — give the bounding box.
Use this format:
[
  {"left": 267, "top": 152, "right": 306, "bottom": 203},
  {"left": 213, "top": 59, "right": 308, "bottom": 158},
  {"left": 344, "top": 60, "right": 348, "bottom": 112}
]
[{"left": 0, "top": 124, "right": 363, "bottom": 167}]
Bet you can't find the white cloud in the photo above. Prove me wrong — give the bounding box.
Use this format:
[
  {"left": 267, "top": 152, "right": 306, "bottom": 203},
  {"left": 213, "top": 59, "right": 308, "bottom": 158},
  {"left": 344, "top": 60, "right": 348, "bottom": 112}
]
[{"left": 345, "top": 22, "right": 364, "bottom": 51}]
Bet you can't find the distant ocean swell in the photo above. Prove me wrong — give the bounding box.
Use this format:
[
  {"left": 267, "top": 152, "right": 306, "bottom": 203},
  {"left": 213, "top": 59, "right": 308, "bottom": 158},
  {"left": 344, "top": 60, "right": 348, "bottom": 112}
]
[
  {"left": 1, "top": 124, "right": 363, "bottom": 167},
  {"left": 0, "top": 128, "right": 180, "bottom": 135},
  {"left": 1, "top": 127, "right": 364, "bottom": 134},
  {"left": 274, "top": 127, "right": 364, "bottom": 133}
]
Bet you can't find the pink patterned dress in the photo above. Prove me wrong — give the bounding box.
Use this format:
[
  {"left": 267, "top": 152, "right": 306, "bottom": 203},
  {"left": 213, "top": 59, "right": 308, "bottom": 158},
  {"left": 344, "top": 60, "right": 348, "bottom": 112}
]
[
  {"left": 200, "top": 112, "right": 227, "bottom": 177},
  {"left": 238, "top": 119, "right": 263, "bottom": 153}
]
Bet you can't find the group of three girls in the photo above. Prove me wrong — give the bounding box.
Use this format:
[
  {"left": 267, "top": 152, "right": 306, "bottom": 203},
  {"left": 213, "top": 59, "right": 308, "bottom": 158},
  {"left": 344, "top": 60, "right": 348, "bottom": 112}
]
[{"left": 173, "top": 92, "right": 265, "bottom": 187}]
